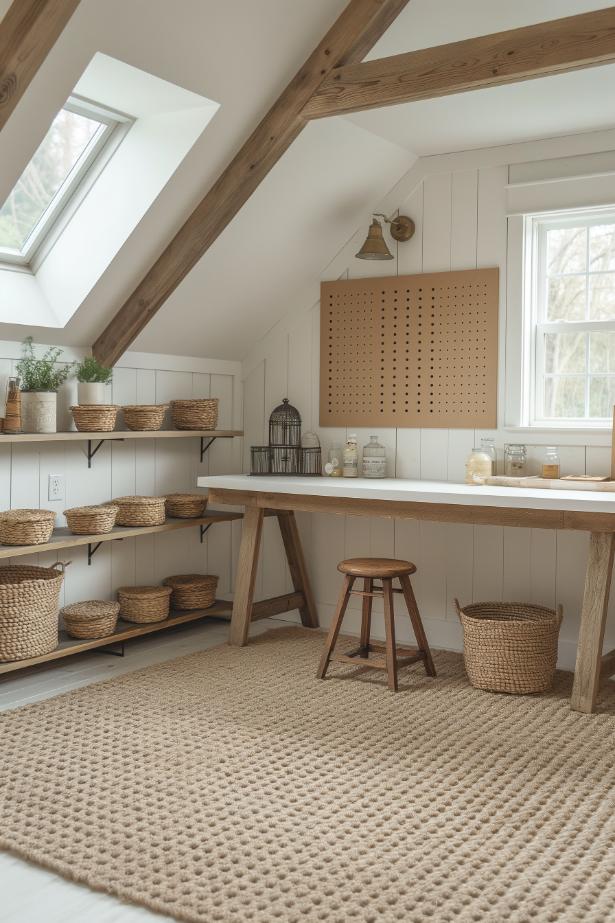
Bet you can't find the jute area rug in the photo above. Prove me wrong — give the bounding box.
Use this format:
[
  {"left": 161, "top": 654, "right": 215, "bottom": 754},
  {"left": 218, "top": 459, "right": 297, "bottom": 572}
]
[{"left": 2, "top": 627, "right": 615, "bottom": 923}]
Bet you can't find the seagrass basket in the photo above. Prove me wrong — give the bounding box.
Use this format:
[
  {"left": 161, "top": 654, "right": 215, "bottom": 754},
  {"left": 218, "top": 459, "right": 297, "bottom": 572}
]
[
  {"left": 165, "top": 493, "right": 207, "bottom": 519},
  {"left": 113, "top": 496, "right": 166, "bottom": 527},
  {"left": 455, "top": 599, "right": 563, "bottom": 695},
  {"left": 70, "top": 405, "right": 119, "bottom": 432},
  {"left": 0, "top": 563, "right": 66, "bottom": 661},
  {"left": 61, "top": 600, "right": 120, "bottom": 639},
  {"left": 122, "top": 404, "right": 167, "bottom": 431},
  {"left": 170, "top": 399, "right": 218, "bottom": 431},
  {"left": 163, "top": 574, "right": 218, "bottom": 610},
  {"left": 64, "top": 505, "right": 118, "bottom": 535},
  {"left": 0, "top": 509, "right": 55, "bottom": 546},
  {"left": 117, "top": 586, "right": 172, "bottom": 623}
]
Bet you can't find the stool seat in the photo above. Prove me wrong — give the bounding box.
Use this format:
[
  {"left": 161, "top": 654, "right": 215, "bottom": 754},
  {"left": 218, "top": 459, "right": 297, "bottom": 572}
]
[{"left": 338, "top": 557, "right": 417, "bottom": 578}]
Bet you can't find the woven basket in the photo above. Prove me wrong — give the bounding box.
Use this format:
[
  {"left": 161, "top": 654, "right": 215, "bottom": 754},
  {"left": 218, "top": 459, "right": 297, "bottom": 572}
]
[
  {"left": 455, "top": 599, "right": 563, "bottom": 695},
  {"left": 122, "top": 404, "right": 168, "bottom": 431},
  {"left": 117, "top": 585, "right": 172, "bottom": 623},
  {"left": 64, "top": 505, "right": 118, "bottom": 535},
  {"left": 61, "top": 600, "right": 120, "bottom": 639},
  {"left": 0, "top": 564, "right": 66, "bottom": 661},
  {"left": 0, "top": 509, "right": 55, "bottom": 546},
  {"left": 113, "top": 496, "right": 166, "bottom": 527},
  {"left": 163, "top": 574, "right": 218, "bottom": 610},
  {"left": 70, "top": 405, "right": 119, "bottom": 432},
  {"left": 165, "top": 493, "right": 208, "bottom": 519},
  {"left": 170, "top": 399, "right": 218, "bottom": 431}
]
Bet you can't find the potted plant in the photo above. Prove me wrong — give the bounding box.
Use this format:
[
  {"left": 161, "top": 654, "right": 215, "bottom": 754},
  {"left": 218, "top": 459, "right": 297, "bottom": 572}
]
[
  {"left": 75, "top": 356, "right": 113, "bottom": 405},
  {"left": 16, "top": 337, "right": 74, "bottom": 434}
]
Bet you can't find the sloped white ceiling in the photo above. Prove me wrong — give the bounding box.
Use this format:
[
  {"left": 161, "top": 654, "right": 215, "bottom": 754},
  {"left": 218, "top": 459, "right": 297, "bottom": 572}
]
[{"left": 1, "top": 0, "right": 615, "bottom": 359}]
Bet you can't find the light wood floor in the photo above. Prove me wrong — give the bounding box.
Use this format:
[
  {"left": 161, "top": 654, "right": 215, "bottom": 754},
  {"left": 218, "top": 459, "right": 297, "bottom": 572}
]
[{"left": 0, "top": 615, "right": 287, "bottom": 923}]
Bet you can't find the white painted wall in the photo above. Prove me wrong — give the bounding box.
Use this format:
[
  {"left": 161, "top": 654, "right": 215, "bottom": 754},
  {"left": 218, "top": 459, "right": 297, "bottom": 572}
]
[
  {"left": 0, "top": 346, "right": 243, "bottom": 612},
  {"left": 241, "top": 136, "right": 615, "bottom": 671}
]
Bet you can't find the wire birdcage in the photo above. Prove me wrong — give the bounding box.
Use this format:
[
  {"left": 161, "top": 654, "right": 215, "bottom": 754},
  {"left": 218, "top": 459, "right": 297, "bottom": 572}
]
[{"left": 269, "top": 398, "right": 301, "bottom": 447}]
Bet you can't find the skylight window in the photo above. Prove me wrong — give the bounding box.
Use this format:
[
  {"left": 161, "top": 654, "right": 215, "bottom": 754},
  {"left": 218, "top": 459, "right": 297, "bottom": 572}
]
[{"left": 0, "top": 98, "right": 126, "bottom": 266}]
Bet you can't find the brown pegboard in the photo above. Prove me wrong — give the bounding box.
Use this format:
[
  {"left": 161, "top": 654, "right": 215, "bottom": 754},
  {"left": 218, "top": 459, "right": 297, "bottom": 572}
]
[{"left": 320, "top": 268, "right": 499, "bottom": 428}]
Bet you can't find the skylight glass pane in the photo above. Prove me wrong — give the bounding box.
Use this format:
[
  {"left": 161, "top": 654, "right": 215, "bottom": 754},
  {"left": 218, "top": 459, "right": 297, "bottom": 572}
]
[{"left": 0, "top": 108, "right": 102, "bottom": 253}]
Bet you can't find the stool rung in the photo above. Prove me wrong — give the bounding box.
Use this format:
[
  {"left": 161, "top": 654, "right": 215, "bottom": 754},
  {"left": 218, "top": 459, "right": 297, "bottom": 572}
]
[
  {"left": 332, "top": 652, "right": 387, "bottom": 670},
  {"left": 350, "top": 586, "right": 404, "bottom": 598}
]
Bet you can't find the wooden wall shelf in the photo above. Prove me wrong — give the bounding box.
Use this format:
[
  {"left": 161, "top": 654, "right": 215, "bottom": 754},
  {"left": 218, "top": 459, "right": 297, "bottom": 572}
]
[
  {"left": 0, "top": 512, "right": 242, "bottom": 562},
  {"left": 0, "top": 429, "right": 243, "bottom": 467}
]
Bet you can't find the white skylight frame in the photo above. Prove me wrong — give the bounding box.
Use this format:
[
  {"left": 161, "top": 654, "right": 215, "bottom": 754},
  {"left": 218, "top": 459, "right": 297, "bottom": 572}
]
[{"left": 0, "top": 95, "right": 131, "bottom": 268}]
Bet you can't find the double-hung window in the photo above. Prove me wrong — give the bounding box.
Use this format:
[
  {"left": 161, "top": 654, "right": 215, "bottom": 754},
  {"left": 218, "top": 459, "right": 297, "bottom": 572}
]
[{"left": 529, "top": 209, "right": 615, "bottom": 425}]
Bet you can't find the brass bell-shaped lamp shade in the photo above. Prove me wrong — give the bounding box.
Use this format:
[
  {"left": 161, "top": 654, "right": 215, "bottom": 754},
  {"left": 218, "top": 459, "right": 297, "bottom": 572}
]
[{"left": 355, "top": 218, "right": 394, "bottom": 260}]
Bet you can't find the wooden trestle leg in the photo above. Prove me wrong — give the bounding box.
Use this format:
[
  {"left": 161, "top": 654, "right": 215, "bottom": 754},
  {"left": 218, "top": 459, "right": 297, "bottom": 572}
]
[
  {"left": 229, "top": 506, "right": 318, "bottom": 647},
  {"left": 570, "top": 532, "right": 615, "bottom": 714}
]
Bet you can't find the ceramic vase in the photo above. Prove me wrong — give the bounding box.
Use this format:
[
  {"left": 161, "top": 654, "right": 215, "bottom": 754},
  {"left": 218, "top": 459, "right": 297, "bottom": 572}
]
[
  {"left": 21, "top": 391, "right": 57, "bottom": 433},
  {"left": 77, "top": 382, "right": 106, "bottom": 405}
]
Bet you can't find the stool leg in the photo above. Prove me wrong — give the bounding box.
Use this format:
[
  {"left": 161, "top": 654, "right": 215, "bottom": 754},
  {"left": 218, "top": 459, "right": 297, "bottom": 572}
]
[
  {"left": 317, "top": 574, "right": 355, "bottom": 680},
  {"left": 382, "top": 578, "right": 398, "bottom": 692},
  {"left": 359, "top": 577, "right": 373, "bottom": 655},
  {"left": 399, "top": 574, "right": 436, "bottom": 677}
]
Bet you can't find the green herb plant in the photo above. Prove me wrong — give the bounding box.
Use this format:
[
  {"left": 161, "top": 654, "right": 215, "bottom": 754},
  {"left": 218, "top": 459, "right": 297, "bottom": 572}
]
[
  {"left": 16, "top": 337, "right": 74, "bottom": 392},
  {"left": 76, "top": 355, "right": 113, "bottom": 385}
]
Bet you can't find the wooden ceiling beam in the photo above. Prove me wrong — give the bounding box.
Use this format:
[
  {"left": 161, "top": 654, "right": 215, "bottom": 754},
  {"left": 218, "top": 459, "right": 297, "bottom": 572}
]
[
  {"left": 303, "top": 7, "right": 615, "bottom": 118},
  {"left": 0, "top": 0, "right": 80, "bottom": 133},
  {"left": 92, "top": 0, "right": 410, "bottom": 367}
]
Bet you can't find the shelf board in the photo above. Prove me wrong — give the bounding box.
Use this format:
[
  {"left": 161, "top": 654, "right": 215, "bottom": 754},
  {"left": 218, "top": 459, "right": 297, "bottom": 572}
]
[
  {"left": 0, "top": 603, "right": 234, "bottom": 674},
  {"left": 0, "top": 429, "right": 242, "bottom": 444},
  {"left": 0, "top": 511, "right": 242, "bottom": 560}
]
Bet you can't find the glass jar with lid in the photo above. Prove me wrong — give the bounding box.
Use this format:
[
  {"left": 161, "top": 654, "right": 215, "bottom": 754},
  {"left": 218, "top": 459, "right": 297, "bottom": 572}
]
[
  {"left": 465, "top": 447, "right": 492, "bottom": 485},
  {"left": 504, "top": 444, "right": 527, "bottom": 477},
  {"left": 362, "top": 434, "right": 386, "bottom": 478},
  {"left": 480, "top": 437, "right": 497, "bottom": 474}
]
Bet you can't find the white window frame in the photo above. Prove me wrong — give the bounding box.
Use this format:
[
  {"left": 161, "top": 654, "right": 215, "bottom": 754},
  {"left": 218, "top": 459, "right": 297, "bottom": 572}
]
[
  {"left": 0, "top": 95, "right": 131, "bottom": 268},
  {"left": 515, "top": 206, "right": 615, "bottom": 432}
]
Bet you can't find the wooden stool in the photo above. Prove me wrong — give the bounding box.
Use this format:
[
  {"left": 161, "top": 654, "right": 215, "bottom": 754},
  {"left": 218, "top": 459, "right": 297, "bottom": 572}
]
[{"left": 317, "top": 558, "right": 436, "bottom": 692}]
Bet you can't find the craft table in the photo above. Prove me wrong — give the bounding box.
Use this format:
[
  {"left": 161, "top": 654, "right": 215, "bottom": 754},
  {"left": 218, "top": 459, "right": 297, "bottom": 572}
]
[{"left": 198, "top": 474, "right": 615, "bottom": 714}]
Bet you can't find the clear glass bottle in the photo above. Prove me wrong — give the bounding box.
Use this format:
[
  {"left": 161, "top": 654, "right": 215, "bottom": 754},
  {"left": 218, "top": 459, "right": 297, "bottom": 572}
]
[
  {"left": 324, "top": 445, "right": 343, "bottom": 477},
  {"left": 480, "top": 437, "right": 497, "bottom": 474},
  {"left": 342, "top": 434, "right": 359, "bottom": 478},
  {"left": 362, "top": 434, "right": 386, "bottom": 478},
  {"left": 504, "top": 444, "right": 527, "bottom": 477},
  {"left": 465, "top": 447, "right": 492, "bottom": 485},
  {"left": 542, "top": 446, "right": 560, "bottom": 479}
]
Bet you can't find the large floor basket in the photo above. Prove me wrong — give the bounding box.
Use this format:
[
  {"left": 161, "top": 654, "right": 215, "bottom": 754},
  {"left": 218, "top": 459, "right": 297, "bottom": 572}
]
[
  {"left": 0, "top": 564, "right": 66, "bottom": 661},
  {"left": 455, "top": 599, "right": 563, "bottom": 694}
]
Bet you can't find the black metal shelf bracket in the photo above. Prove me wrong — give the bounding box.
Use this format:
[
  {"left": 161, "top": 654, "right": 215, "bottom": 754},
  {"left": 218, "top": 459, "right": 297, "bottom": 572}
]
[
  {"left": 94, "top": 641, "right": 125, "bottom": 658},
  {"left": 200, "top": 522, "right": 214, "bottom": 543},
  {"left": 200, "top": 436, "right": 216, "bottom": 462},
  {"left": 86, "top": 437, "right": 124, "bottom": 468},
  {"left": 87, "top": 541, "right": 103, "bottom": 565}
]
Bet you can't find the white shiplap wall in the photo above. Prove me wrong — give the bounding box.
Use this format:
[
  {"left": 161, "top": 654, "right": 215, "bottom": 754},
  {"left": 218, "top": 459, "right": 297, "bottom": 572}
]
[
  {"left": 242, "top": 143, "right": 615, "bottom": 670},
  {"left": 0, "top": 348, "right": 243, "bottom": 611}
]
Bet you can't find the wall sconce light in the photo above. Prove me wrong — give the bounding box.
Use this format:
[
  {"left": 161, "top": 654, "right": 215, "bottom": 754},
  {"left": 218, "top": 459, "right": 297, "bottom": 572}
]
[{"left": 355, "top": 213, "right": 415, "bottom": 260}]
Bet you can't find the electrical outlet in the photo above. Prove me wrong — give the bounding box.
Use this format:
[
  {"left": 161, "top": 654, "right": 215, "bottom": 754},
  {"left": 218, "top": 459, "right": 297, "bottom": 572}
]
[{"left": 48, "top": 474, "right": 64, "bottom": 502}]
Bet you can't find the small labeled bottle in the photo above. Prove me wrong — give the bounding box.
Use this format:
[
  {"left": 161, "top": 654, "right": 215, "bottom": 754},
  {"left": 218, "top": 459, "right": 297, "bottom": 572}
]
[
  {"left": 465, "top": 447, "right": 492, "bottom": 485},
  {"left": 480, "top": 437, "right": 497, "bottom": 475},
  {"left": 542, "top": 446, "right": 560, "bottom": 479},
  {"left": 324, "top": 445, "right": 343, "bottom": 477},
  {"left": 362, "top": 434, "right": 386, "bottom": 478},
  {"left": 342, "top": 434, "right": 359, "bottom": 477}
]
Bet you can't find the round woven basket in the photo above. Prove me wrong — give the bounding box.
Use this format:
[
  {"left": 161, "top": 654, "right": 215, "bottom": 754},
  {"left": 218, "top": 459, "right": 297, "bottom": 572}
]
[
  {"left": 0, "top": 509, "right": 55, "bottom": 546},
  {"left": 170, "top": 399, "right": 218, "bottom": 431},
  {"left": 61, "top": 600, "right": 120, "bottom": 639},
  {"left": 70, "top": 405, "right": 119, "bottom": 433},
  {"left": 113, "top": 496, "right": 166, "bottom": 527},
  {"left": 122, "top": 404, "right": 168, "bottom": 431},
  {"left": 163, "top": 573, "right": 218, "bottom": 610},
  {"left": 64, "top": 505, "right": 118, "bottom": 535},
  {"left": 165, "top": 493, "right": 208, "bottom": 519},
  {"left": 117, "top": 585, "right": 172, "bottom": 623},
  {"left": 455, "top": 599, "right": 563, "bottom": 695},
  {"left": 0, "top": 564, "right": 65, "bottom": 661}
]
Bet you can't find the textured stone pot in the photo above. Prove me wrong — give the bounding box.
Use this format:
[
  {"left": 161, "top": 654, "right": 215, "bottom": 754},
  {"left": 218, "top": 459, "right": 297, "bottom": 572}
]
[
  {"left": 77, "top": 382, "right": 106, "bottom": 405},
  {"left": 21, "top": 391, "right": 57, "bottom": 433}
]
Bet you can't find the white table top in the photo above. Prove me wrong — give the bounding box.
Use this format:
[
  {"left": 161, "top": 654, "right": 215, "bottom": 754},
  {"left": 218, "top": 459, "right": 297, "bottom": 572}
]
[{"left": 198, "top": 474, "right": 615, "bottom": 514}]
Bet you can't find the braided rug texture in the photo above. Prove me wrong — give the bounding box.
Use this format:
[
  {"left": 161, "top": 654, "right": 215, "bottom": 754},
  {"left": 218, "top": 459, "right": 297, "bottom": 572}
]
[{"left": 2, "top": 626, "right": 615, "bottom": 923}]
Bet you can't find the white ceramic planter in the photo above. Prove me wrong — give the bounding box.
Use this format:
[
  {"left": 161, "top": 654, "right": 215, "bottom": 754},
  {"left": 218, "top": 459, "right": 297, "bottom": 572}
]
[
  {"left": 21, "top": 391, "right": 57, "bottom": 433},
  {"left": 77, "top": 382, "right": 106, "bottom": 405}
]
